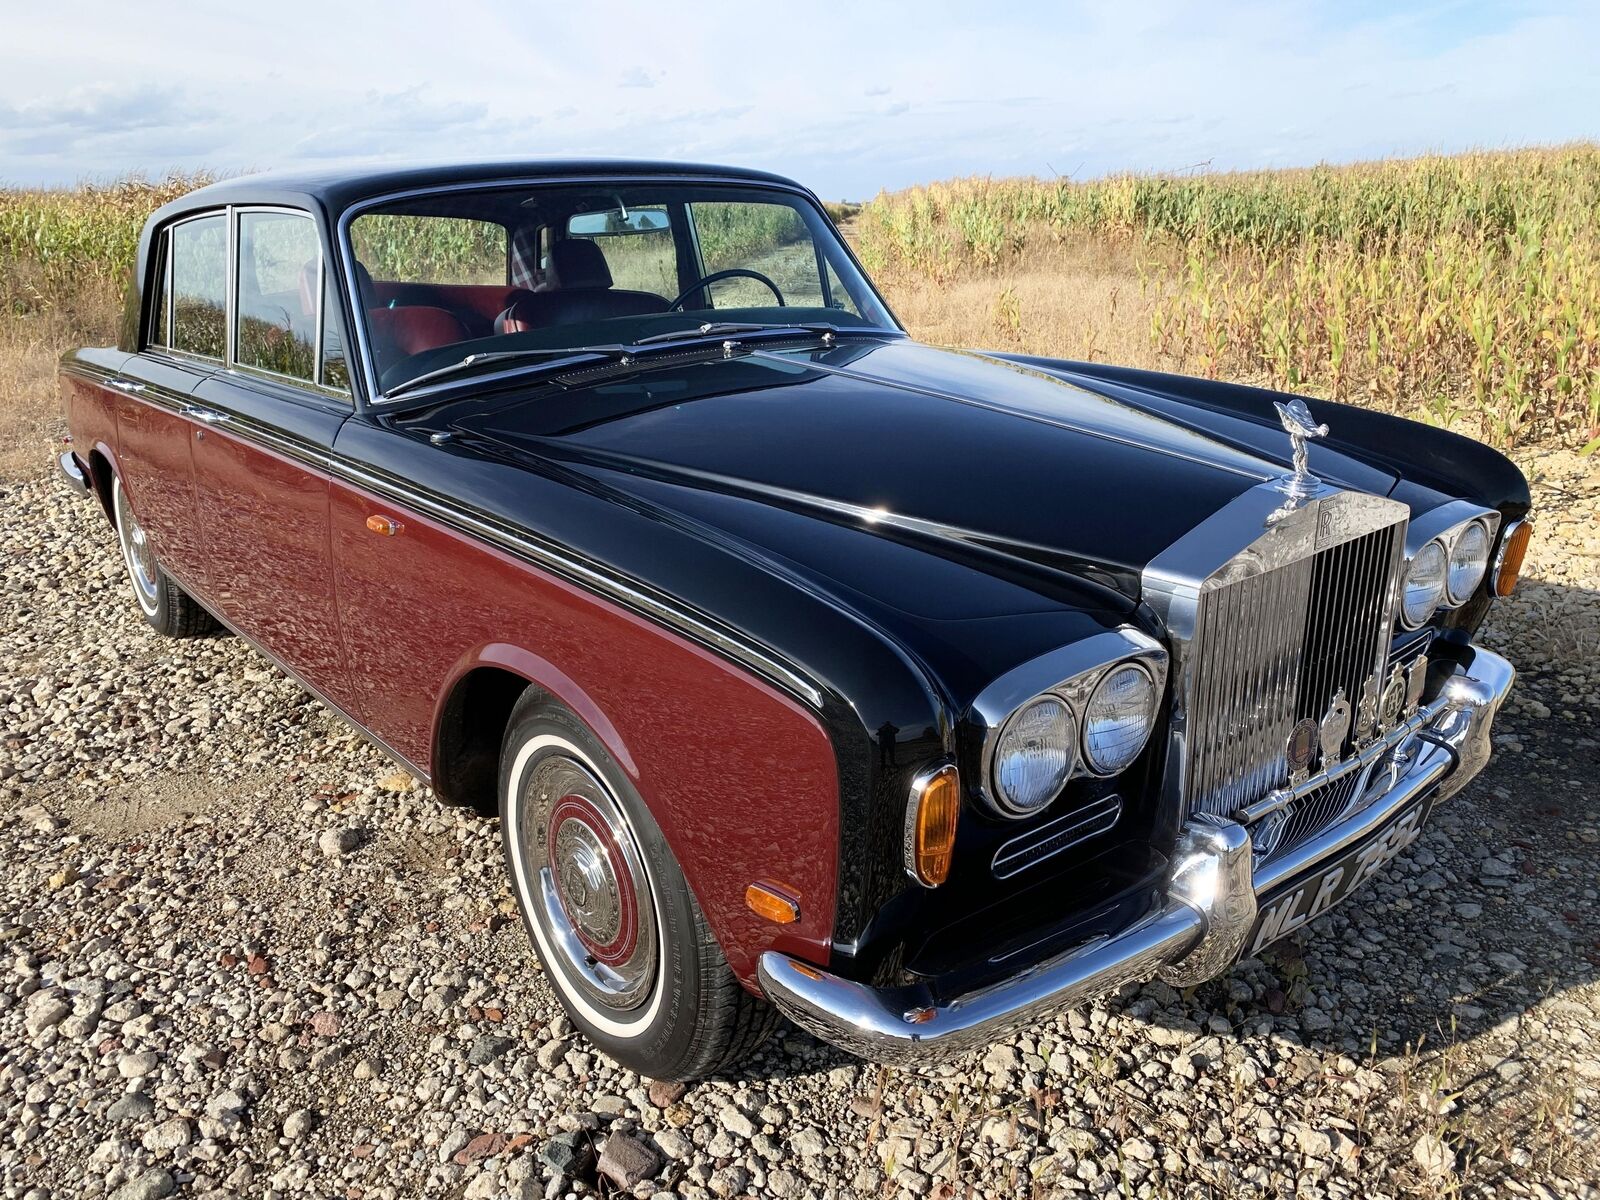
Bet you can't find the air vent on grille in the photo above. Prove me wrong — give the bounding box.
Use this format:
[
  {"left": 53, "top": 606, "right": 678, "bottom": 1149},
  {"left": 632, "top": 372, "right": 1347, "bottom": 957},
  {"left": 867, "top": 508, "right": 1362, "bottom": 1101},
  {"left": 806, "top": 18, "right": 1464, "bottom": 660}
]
[{"left": 992, "top": 795, "right": 1122, "bottom": 879}]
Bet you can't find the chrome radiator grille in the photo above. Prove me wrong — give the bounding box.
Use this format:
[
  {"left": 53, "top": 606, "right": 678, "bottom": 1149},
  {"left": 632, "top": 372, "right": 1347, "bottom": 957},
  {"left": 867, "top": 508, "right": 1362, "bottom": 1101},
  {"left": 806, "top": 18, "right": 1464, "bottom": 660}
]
[
  {"left": 1186, "top": 557, "right": 1314, "bottom": 817},
  {"left": 1158, "top": 489, "right": 1408, "bottom": 821},
  {"left": 1294, "top": 524, "right": 1407, "bottom": 759}
]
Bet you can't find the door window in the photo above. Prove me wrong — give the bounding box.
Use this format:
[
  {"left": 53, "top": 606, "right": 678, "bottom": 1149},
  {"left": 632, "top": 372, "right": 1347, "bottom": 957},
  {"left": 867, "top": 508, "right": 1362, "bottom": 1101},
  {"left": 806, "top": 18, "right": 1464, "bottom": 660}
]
[
  {"left": 236, "top": 211, "right": 321, "bottom": 382},
  {"left": 171, "top": 214, "right": 227, "bottom": 359},
  {"left": 689, "top": 202, "right": 834, "bottom": 310}
]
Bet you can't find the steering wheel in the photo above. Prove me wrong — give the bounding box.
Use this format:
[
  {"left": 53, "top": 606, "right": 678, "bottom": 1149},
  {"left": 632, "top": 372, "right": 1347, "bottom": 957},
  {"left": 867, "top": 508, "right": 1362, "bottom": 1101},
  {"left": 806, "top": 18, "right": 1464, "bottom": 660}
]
[{"left": 667, "top": 268, "right": 785, "bottom": 311}]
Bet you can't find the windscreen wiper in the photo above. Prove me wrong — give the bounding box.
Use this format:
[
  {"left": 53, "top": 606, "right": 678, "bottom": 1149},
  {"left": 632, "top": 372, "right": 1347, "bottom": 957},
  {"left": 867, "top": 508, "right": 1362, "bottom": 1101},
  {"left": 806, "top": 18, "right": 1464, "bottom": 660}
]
[
  {"left": 628, "top": 321, "right": 873, "bottom": 347},
  {"left": 384, "top": 345, "right": 630, "bottom": 398}
]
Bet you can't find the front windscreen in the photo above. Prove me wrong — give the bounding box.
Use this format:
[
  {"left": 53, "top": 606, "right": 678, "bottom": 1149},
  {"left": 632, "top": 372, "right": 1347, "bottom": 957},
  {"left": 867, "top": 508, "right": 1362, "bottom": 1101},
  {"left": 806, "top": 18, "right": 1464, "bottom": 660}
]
[{"left": 344, "top": 181, "right": 897, "bottom": 395}]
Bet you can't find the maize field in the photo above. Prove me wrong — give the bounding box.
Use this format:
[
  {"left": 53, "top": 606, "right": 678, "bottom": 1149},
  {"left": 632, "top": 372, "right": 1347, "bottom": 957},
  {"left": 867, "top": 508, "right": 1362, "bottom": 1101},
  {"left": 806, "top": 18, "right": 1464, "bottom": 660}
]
[{"left": 855, "top": 146, "right": 1600, "bottom": 449}]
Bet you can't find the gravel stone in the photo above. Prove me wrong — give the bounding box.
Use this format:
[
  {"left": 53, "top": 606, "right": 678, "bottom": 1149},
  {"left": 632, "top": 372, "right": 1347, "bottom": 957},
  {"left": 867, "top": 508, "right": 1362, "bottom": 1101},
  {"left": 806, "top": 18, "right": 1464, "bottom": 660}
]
[{"left": 597, "top": 1131, "right": 661, "bottom": 1188}]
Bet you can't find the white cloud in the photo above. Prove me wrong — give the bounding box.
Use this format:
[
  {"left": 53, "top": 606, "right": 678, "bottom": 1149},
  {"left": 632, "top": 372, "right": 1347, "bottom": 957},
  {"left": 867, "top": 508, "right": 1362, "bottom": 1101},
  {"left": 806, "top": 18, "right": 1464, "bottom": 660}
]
[{"left": 0, "top": 0, "right": 1595, "bottom": 196}]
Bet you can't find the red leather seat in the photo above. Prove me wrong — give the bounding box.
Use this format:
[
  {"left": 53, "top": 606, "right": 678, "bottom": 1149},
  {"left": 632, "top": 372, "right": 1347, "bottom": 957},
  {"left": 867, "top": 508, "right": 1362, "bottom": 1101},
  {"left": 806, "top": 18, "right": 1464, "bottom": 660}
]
[{"left": 367, "top": 306, "right": 469, "bottom": 361}]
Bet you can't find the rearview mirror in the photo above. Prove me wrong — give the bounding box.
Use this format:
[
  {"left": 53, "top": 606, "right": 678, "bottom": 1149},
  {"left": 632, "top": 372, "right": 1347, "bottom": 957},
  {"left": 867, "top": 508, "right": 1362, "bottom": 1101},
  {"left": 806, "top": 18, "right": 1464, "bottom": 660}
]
[{"left": 567, "top": 208, "right": 670, "bottom": 236}]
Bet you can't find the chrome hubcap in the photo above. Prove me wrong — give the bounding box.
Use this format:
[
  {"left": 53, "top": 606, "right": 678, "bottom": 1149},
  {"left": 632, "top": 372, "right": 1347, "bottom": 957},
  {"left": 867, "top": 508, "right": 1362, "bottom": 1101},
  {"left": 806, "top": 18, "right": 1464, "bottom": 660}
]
[
  {"left": 128, "top": 524, "right": 158, "bottom": 600},
  {"left": 115, "top": 483, "right": 160, "bottom": 610},
  {"left": 521, "top": 754, "right": 657, "bottom": 1012}
]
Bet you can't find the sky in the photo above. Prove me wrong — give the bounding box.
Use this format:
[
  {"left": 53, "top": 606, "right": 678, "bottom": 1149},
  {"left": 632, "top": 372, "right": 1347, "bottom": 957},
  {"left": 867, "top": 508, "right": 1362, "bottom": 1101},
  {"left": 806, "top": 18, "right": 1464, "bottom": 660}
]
[{"left": 2, "top": 0, "right": 1597, "bottom": 198}]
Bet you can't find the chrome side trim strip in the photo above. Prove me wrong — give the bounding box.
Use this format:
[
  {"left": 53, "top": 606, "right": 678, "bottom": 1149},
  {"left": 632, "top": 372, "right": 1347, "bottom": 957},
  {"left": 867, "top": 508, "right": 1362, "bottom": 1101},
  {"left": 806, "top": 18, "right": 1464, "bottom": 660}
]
[{"left": 92, "top": 374, "right": 824, "bottom": 709}]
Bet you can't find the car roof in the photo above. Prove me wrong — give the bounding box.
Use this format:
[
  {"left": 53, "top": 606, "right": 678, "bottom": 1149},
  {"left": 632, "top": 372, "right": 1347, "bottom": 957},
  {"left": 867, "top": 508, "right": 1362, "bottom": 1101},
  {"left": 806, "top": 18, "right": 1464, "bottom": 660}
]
[{"left": 153, "top": 158, "right": 808, "bottom": 222}]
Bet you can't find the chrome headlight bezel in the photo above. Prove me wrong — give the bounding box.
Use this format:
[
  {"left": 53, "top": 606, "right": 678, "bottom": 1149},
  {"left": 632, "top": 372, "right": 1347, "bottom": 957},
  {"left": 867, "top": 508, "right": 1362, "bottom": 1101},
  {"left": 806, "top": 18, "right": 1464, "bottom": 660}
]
[
  {"left": 1445, "top": 518, "right": 1492, "bottom": 605},
  {"left": 1080, "top": 660, "right": 1160, "bottom": 776},
  {"left": 1399, "top": 538, "right": 1447, "bottom": 629},
  {"left": 1400, "top": 502, "right": 1502, "bottom": 628},
  {"left": 972, "top": 629, "right": 1168, "bottom": 820}
]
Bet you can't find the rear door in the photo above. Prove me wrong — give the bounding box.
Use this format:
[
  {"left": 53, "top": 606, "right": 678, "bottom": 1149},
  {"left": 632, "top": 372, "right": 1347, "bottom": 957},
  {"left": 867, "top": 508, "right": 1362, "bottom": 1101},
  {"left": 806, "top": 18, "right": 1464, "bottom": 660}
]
[
  {"left": 188, "top": 206, "right": 358, "bottom": 708},
  {"left": 114, "top": 212, "right": 227, "bottom": 597}
]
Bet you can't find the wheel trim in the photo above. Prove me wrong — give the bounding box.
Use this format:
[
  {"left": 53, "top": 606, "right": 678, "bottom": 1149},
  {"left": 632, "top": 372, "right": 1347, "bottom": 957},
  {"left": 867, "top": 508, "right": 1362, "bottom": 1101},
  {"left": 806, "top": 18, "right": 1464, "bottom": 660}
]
[
  {"left": 113, "top": 479, "right": 160, "bottom": 614},
  {"left": 509, "top": 742, "right": 662, "bottom": 1026}
]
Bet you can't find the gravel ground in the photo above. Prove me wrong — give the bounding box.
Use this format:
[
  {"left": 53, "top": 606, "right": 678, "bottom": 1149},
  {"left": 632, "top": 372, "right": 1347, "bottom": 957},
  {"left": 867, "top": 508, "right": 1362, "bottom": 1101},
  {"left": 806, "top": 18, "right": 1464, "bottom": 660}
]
[{"left": 2, "top": 447, "right": 1597, "bottom": 1200}]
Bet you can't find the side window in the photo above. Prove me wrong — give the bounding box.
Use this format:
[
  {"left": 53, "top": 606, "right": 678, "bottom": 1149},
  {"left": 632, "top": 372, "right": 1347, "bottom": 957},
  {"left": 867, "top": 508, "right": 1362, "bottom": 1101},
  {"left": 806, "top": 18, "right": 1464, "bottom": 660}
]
[
  {"left": 171, "top": 215, "right": 228, "bottom": 359},
  {"left": 349, "top": 215, "right": 508, "bottom": 285},
  {"left": 689, "top": 202, "right": 827, "bottom": 308},
  {"left": 236, "top": 211, "right": 320, "bottom": 382},
  {"left": 320, "top": 273, "right": 350, "bottom": 393}
]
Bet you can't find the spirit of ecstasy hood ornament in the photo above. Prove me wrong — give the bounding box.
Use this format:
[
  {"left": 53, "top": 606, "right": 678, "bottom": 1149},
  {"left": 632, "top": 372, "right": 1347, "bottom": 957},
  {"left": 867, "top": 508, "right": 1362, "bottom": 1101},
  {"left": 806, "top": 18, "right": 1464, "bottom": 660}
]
[{"left": 1273, "top": 398, "right": 1329, "bottom": 500}]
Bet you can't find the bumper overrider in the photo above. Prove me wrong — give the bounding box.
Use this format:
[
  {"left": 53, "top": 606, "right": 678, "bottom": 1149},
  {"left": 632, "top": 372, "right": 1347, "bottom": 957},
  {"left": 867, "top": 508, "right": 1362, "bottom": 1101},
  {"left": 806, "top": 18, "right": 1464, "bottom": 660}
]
[{"left": 758, "top": 645, "right": 1513, "bottom": 1065}]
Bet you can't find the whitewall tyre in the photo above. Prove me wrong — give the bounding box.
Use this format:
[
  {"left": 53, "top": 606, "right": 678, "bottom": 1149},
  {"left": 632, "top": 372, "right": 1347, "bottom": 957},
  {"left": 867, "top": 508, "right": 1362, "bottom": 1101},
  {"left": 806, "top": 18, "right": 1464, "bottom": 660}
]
[
  {"left": 499, "top": 691, "right": 774, "bottom": 1079},
  {"left": 111, "top": 474, "right": 218, "bottom": 638}
]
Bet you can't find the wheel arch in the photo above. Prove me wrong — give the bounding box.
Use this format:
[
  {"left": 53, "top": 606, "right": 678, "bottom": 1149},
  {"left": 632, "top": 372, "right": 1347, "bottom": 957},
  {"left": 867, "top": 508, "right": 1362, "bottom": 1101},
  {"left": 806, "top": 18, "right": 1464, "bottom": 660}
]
[
  {"left": 85, "top": 443, "right": 119, "bottom": 524},
  {"left": 430, "top": 642, "right": 639, "bottom": 815}
]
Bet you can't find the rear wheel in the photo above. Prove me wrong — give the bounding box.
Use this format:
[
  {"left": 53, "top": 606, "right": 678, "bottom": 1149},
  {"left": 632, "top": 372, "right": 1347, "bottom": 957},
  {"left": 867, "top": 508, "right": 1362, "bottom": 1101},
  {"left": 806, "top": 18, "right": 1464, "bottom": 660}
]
[
  {"left": 111, "top": 474, "right": 217, "bottom": 638},
  {"left": 499, "top": 692, "right": 773, "bottom": 1079}
]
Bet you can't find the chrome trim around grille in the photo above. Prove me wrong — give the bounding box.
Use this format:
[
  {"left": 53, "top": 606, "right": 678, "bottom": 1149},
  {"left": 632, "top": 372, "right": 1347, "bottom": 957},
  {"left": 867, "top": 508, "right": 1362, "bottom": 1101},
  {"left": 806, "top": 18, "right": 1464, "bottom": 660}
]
[{"left": 1142, "top": 481, "right": 1411, "bottom": 822}]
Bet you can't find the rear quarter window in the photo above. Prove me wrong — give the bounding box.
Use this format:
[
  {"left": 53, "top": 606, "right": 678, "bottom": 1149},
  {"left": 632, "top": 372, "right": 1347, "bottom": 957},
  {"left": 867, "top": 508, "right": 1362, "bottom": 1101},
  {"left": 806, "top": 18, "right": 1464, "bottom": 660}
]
[{"left": 171, "top": 214, "right": 228, "bottom": 358}]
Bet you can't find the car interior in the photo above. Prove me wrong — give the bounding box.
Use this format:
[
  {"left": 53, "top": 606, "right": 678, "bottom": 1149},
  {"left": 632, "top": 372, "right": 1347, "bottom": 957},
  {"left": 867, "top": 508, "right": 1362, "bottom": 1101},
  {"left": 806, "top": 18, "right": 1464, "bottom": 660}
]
[{"left": 342, "top": 182, "right": 892, "bottom": 394}]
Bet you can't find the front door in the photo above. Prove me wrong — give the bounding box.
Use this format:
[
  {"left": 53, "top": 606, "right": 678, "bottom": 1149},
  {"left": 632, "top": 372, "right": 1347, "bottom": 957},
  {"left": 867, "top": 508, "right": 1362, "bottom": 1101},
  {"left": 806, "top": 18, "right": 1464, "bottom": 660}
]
[{"left": 187, "top": 207, "right": 357, "bottom": 709}]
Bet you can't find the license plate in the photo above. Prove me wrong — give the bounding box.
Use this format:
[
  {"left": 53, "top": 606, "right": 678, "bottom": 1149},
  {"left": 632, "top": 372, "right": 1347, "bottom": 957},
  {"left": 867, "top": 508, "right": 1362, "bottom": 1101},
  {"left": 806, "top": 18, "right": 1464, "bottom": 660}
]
[{"left": 1244, "top": 799, "right": 1430, "bottom": 960}]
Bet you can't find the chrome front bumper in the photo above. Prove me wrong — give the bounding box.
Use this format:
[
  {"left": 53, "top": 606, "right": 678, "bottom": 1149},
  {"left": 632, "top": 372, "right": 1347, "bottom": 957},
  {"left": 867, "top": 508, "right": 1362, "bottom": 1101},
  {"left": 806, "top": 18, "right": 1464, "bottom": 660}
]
[{"left": 758, "top": 646, "right": 1514, "bottom": 1065}]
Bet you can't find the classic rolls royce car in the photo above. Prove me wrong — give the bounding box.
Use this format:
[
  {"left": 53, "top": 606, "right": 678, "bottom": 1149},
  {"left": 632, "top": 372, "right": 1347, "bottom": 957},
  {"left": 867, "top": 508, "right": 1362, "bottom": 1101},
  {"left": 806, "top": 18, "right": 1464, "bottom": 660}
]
[{"left": 57, "top": 160, "right": 1530, "bottom": 1080}]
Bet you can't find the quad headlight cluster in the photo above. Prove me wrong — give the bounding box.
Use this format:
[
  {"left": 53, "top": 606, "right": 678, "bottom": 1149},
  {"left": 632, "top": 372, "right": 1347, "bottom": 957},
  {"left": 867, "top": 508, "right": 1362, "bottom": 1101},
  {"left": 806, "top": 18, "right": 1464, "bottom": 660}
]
[
  {"left": 979, "top": 630, "right": 1167, "bottom": 818},
  {"left": 1399, "top": 507, "right": 1501, "bottom": 630}
]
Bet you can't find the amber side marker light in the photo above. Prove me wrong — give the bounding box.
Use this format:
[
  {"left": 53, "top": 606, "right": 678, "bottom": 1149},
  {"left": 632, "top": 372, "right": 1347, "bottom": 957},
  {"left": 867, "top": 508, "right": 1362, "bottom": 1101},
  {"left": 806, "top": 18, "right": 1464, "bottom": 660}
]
[
  {"left": 908, "top": 764, "right": 961, "bottom": 887},
  {"left": 1494, "top": 521, "right": 1532, "bottom": 597},
  {"left": 745, "top": 882, "right": 800, "bottom": 925}
]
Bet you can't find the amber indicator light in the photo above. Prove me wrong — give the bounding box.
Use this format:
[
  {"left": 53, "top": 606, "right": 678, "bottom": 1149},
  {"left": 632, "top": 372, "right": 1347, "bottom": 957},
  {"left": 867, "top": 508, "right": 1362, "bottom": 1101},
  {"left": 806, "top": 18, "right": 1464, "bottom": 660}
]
[
  {"left": 912, "top": 764, "right": 961, "bottom": 887},
  {"left": 1494, "top": 521, "right": 1531, "bottom": 597},
  {"left": 745, "top": 882, "right": 800, "bottom": 925},
  {"left": 366, "top": 514, "right": 403, "bottom": 537}
]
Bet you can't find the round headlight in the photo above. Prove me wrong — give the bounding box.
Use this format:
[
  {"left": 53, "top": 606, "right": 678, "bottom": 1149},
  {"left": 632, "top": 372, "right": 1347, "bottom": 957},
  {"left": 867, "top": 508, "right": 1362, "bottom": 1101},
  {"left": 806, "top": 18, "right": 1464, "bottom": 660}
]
[
  {"left": 991, "top": 695, "right": 1075, "bottom": 815},
  {"left": 1401, "top": 539, "right": 1447, "bottom": 628},
  {"left": 1082, "top": 663, "right": 1158, "bottom": 775},
  {"left": 1446, "top": 521, "right": 1491, "bottom": 604}
]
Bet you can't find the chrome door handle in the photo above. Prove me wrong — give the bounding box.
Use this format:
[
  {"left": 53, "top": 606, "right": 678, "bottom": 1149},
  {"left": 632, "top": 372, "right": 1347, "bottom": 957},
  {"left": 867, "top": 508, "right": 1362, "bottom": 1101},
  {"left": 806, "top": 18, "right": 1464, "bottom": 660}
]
[
  {"left": 182, "top": 406, "right": 228, "bottom": 424},
  {"left": 108, "top": 377, "right": 146, "bottom": 394}
]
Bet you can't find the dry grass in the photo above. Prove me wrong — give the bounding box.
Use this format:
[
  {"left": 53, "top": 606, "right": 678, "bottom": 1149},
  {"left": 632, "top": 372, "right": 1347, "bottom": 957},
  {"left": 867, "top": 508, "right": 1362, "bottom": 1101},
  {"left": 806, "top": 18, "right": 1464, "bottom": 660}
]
[
  {"left": 0, "top": 274, "right": 120, "bottom": 482},
  {"left": 857, "top": 146, "right": 1600, "bottom": 449},
  {"left": 874, "top": 230, "right": 1174, "bottom": 372}
]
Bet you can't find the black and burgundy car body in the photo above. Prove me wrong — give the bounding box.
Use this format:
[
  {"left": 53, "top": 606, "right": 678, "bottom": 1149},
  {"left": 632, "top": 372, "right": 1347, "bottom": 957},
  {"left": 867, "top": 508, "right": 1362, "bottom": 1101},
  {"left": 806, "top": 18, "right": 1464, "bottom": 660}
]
[{"left": 57, "top": 160, "right": 1529, "bottom": 1073}]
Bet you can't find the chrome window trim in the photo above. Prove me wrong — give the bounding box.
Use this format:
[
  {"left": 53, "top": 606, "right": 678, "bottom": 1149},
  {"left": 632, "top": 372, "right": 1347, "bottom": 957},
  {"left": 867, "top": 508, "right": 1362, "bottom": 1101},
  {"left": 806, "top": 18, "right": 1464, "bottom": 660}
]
[
  {"left": 970, "top": 627, "right": 1168, "bottom": 818},
  {"left": 224, "top": 204, "right": 237, "bottom": 367},
  {"left": 335, "top": 173, "right": 905, "bottom": 407}
]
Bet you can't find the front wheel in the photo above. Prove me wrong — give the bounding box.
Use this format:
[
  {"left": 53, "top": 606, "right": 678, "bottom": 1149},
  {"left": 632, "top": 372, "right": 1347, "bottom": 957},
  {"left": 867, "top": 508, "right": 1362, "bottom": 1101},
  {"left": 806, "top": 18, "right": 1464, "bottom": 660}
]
[
  {"left": 499, "top": 692, "right": 774, "bottom": 1079},
  {"left": 111, "top": 474, "right": 217, "bottom": 638}
]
